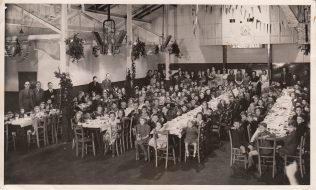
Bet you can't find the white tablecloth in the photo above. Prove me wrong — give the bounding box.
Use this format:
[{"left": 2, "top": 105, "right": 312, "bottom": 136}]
[
  {"left": 264, "top": 88, "right": 295, "bottom": 137},
  {"left": 162, "top": 89, "right": 233, "bottom": 138},
  {"left": 79, "top": 117, "right": 112, "bottom": 132},
  {"left": 9, "top": 118, "right": 33, "bottom": 128}
]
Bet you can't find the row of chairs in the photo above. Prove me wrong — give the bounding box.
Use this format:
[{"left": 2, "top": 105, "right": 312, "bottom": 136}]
[
  {"left": 27, "top": 113, "right": 62, "bottom": 148},
  {"left": 229, "top": 129, "right": 307, "bottom": 178},
  {"left": 5, "top": 113, "right": 63, "bottom": 152}
]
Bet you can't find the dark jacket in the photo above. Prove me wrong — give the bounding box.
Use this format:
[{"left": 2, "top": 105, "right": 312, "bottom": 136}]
[
  {"left": 19, "top": 89, "right": 34, "bottom": 111},
  {"left": 279, "top": 130, "right": 298, "bottom": 156},
  {"left": 88, "top": 81, "right": 102, "bottom": 95},
  {"left": 33, "top": 88, "right": 45, "bottom": 106},
  {"left": 44, "top": 89, "right": 57, "bottom": 103}
]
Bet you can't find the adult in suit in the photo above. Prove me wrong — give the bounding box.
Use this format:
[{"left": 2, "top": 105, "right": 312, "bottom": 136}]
[
  {"left": 33, "top": 81, "right": 45, "bottom": 106},
  {"left": 279, "top": 67, "right": 292, "bottom": 89},
  {"left": 44, "top": 82, "right": 57, "bottom": 105},
  {"left": 19, "top": 81, "right": 34, "bottom": 112},
  {"left": 101, "top": 73, "right": 112, "bottom": 92},
  {"left": 88, "top": 76, "right": 102, "bottom": 95}
]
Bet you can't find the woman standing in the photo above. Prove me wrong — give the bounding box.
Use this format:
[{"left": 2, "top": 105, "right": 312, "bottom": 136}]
[
  {"left": 227, "top": 69, "right": 235, "bottom": 85},
  {"left": 243, "top": 71, "right": 251, "bottom": 86},
  {"left": 259, "top": 70, "right": 269, "bottom": 92},
  {"left": 215, "top": 69, "right": 223, "bottom": 87},
  {"left": 235, "top": 69, "right": 244, "bottom": 86},
  {"left": 208, "top": 67, "right": 216, "bottom": 89},
  {"left": 222, "top": 68, "right": 229, "bottom": 87}
]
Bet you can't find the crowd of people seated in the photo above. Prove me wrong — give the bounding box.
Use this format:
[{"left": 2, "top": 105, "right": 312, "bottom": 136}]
[
  {"left": 6, "top": 66, "right": 310, "bottom": 175},
  {"left": 68, "top": 66, "right": 310, "bottom": 164}
]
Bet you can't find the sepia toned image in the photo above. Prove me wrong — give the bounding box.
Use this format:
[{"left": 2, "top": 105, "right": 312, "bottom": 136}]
[{"left": 2, "top": 1, "right": 312, "bottom": 186}]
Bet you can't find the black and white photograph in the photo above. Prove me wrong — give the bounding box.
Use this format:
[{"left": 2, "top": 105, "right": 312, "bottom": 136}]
[{"left": 1, "top": 0, "right": 315, "bottom": 188}]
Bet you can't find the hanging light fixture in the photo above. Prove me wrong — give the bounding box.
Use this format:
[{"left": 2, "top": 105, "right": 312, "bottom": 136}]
[{"left": 102, "top": 4, "right": 116, "bottom": 55}]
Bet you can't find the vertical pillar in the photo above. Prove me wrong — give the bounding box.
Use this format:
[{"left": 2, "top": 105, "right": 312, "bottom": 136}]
[
  {"left": 267, "top": 44, "right": 272, "bottom": 84},
  {"left": 60, "top": 4, "right": 68, "bottom": 72},
  {"left": 223, "top": 45, "right": 227, "bottom": 69},
  {"left": 164, "top": 5, "right": 170, "bottom": 81},
  {"left": 126, "top": 4, "right": 133, "bottom": 72}
]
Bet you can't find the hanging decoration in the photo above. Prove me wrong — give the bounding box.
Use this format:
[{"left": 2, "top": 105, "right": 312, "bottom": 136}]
[
  {"left": 131, "top": 38, "right": 146, "bottom": 61},
  {"left": 65, "top": 33, "right": 84, "bottom": 62},
  {"left": 13, "top": 38, "right": 23, "bottom": 57},
  {"left": 54, "top": 67, "right": 73, "bottom": 109},
  {"left": 192, "top": 4, "right": 199, "bottom": 37},
  {"left": 91, "top": 40, "right": 100, "bottom": 57},
  {"left": 168, "top": 41, "right": 182, "bottom": 58}
]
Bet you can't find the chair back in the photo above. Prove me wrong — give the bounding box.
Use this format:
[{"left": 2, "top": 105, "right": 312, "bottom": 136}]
[
  {"left": 153, "top": 130, "right": 169, "bottom": 150},
  {"left": 256, "top": 136, "right": 277, "bottom": 157},
  {"left": 72, "top": 119, "right": 84, "bottom": 141},
  {"left": 298, "top": 135, "right": 306, "bottom": 157},
  {"left": 122, "top": 117, "right": 131, "bottom": 134}
]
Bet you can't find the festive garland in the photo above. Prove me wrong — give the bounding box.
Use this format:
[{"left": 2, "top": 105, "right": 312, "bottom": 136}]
[
  {"left": 131, "top": 40, "right": 146, "bottom": 60},
  {"left": 54, "top": 68, "right": 73, "bottom": 109},
  {"left": 65, "top": 33, "right": 84, "bottom": 62}
]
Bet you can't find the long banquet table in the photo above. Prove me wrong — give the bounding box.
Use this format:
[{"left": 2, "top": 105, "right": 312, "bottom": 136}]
[{"left": 264, "top": 88, "right": 295, "bottom": 138}]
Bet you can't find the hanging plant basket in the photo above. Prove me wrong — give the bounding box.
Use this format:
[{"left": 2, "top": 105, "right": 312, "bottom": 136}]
[
  {"left": 65, "top": 33, "right": 84, "bottom": 62},
  {"left": 13, "top": 38, "right": 23, "bottom": 57},
  {"left": 168, "top": 41, "right": 182, "bottom": 58},
  {"left": 131, "top": 40, "right": 146, "bottom": 61}
]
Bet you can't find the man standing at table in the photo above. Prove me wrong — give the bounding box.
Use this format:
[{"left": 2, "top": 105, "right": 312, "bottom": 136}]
[
  {"left": 44, "top": 82, "right": 57, "bottom": 105},
  {"left": 88, "top": 76, "right": 102, "bottom": 95},
  {"left": 33, "top": 81, "right": 45, "bottom": 106},
  {"left": 102, "top": 73, "right": 112, "bottom": 92},
  {"left": 19, "top": 81, "right": 34, "bottom": 112}
]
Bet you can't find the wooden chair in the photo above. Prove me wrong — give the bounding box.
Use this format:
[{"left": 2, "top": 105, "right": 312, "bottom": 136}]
[
  {"left": 284, "top": 135, "right": 306, "bottom": 178},
  {"left": 51, "top": 114, "right": 59, "bottom": 144},
  {"left": 115, "top": 123, "right": 124, "bottom": 156},
  {"left": 130, "top": 116, "right": 136, "bottom": 149},
  {"left": 256, "top": 137, "right": 277, "bottom": 178},
  {"left": 5, "top": 123, "right": 16, "bottom": 152},
  {"left": 73, "top": 123, "right": 95, "bottom": 158},
  {"left": 185, "top": 126, "right": 204, "bottom": 163},
  {"left": 27, "top": 118, "right": 46, "bottom": 148},
  {"left": 148, "top": 130, "right": 176, "bottom": 168},
  {"left": 228, "top": 129, "right": 248, "bottom": 169},
  {"left": 56, "top": 113, "right": 63, "bottom": 141},
  {"left": 134, "top": 122, "right": 150, "bottom": 161}
]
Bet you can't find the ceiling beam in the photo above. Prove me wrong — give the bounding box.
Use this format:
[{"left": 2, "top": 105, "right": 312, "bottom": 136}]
[
  {"left": 136, "top": 5, "right": 163, "bottom": 19},
  {"left": 6, "top": 34, "right": 61, "bottom": 41},
  {"left": 83, "top": 6, "right": 151, "bottom": 24},
  {"left": 133, "top": 5, "right": 157, "bottom": 19},
  {"left": 12, "top": 4, "right": 61, "bottom": 34},
  {"left": 280, "top": 5, "right": 299, "bottom": 27}
]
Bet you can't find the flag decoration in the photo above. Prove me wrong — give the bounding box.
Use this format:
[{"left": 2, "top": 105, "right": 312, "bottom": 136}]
[{"left": 192, "top": 4, "right": 199, "bottom": 37}]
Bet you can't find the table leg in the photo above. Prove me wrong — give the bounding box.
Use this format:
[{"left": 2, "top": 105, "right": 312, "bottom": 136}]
[{"left": 178, "top": 137, "right": 182, "bottom": 162}]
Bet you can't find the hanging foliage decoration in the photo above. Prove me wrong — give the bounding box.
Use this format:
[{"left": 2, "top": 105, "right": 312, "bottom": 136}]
[
  {"left": 65, "top": 33, "right": 84, "bottom": 62},
  {"left": 13, "top": 38, "right": 23, "bottom": 57},
  {"left": 168, "top": 41, "right": 182, "bottom": 58},
  {"left": 54, "top": 67, "right": 73, "bottom": 109},
  {"left": 131, "top": 39, "right": 146, "bottom": 61}
]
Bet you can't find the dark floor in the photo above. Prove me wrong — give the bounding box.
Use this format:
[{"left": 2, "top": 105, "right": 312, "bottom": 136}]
[{"left": 4, "top": 141, "right": 309, "bottom": 185}]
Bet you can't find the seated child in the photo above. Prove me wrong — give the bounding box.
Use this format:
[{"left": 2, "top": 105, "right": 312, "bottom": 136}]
[
  {"left": 103, "top": 112, "right": 120, "bottom": 157},
  {"left": 247, "top": 122, "right": 274, "bottom": 168},
  {"left": 92, "top": 105, "right": 104, "bottom": 119},
  {"left": 278, "top": 121, "right": 298, "bottom": 157},
  {"left": 230, "top": 119, "right": 248, "bottom": 154},
  {"left": 135, "top": 117, "right": 151, "bottom": 161},
  {"left": 148, "top": 122, "right": 168, "bottom": 149},
  {"left": 184, "top": 120, "right": 199, "bottom": 157}
]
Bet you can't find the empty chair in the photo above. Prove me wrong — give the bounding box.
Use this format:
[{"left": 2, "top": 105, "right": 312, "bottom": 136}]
[
  {"left": 27, "top": 117, "right": 46, "bottom": 148},
  {"left": 256, "top": 136, "right": 277, "bottom": 178},
  {"left": 228, "top": 129, "right": 248, "bottom": 169},
  {"left": 121, "top": 117, "right": 131, "bottom": 152}
]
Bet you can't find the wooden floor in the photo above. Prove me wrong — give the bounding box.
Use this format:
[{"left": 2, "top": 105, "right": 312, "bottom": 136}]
[{"left": 4, "top": 141, "right": 310, "bottom": 185}]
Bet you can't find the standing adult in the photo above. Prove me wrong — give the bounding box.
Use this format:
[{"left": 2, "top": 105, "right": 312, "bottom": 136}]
[
  {"left": 44, "top": 82, "right": 57, "bottom": 105},
  {"left": 300, "top": 69, "right": 310, "bottom": 88},
  {"left": 250, "top": 71, "right": 260, "bottom": 95},
  {"left": 279, "top": 67, "right": 292, "bottom": 89},
  {"left": 235, "top": 69, "right": 244, "bottom": 86},
  {"left": 259, "top": 70, "right": 269, "bottom": 92},
  {"left": 88, "top": 76, "right": 102, "bottom": 95},
  {"left": 33, "top": 81, "right": 45, "bottom": 106},
  {"left": 19, "top": 81, "right": 34, "bottom": 112},
  {"left": 102, "top": 73, "right": 112, "bottom": 92},
  {"left": 227, "top": 69, "right": 236, "bottom": 85}
]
